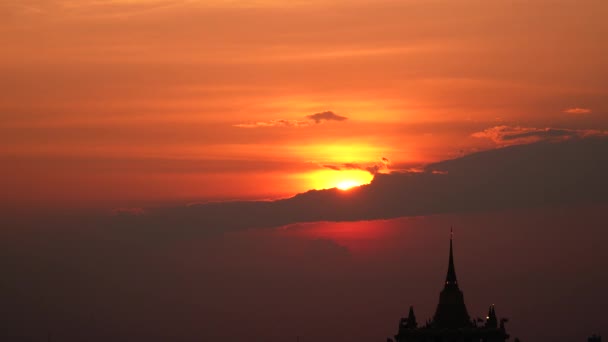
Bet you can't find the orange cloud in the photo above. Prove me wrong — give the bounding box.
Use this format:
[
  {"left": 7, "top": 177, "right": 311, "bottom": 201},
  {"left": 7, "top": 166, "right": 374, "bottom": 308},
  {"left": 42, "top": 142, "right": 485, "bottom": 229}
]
[{"left": 564, "top": 108, "right": 592, "bottom": 114}]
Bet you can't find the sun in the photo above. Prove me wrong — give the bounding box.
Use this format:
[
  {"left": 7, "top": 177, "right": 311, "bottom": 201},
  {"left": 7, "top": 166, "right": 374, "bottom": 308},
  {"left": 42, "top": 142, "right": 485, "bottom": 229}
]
[
  {"left": 336, "top": 179, "right": 362, "bottom": 191},
  {"left": 303, "top": 169, "right": 373, "bottom": 191}
]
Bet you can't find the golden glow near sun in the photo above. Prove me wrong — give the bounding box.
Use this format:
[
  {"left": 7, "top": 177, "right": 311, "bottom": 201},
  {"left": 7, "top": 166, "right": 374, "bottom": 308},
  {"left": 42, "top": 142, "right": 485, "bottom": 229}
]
[
  {"left": 336, "top": 179, "right": 361, "bottom": 190},
  {"left": 304, "top": 169, "right": 374, "bottom": 191}
]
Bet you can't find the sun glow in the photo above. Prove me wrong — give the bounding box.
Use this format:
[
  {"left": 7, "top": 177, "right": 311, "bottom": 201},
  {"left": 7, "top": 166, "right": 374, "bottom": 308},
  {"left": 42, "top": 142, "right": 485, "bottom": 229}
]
[
  {"left": 336, "top": 179, "right": 361, "bottom": 190},
  {"left": 302, "top": 169, "right": 374, "bottom": 191}
]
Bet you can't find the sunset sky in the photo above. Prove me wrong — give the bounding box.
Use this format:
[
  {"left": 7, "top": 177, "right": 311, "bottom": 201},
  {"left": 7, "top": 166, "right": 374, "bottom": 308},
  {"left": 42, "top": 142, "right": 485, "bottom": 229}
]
[
  {"left": 2, "top": 0, "right": 607, "bottom": 208},
  {"left": 2, "top": 2, "right": 608, "bottom": 342}
]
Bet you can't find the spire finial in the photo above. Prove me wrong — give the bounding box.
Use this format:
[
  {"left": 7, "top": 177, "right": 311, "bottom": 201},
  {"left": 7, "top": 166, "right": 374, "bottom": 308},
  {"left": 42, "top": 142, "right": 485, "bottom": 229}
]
[{"left": 445, "top": 227, "right": 458, "bottom": 286}]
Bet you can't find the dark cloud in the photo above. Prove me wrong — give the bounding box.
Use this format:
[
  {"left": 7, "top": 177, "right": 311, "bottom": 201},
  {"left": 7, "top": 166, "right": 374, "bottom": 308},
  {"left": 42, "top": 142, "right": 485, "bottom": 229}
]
[
  {"left": 55, "top": 137, "right": 606, "bottom": 237},
  {"left": 5, "top": 137, "right": 606, "bottom": 240},
  {"left": 472, "top": 125, "right": 607, "bottom": 145},
  {"left": 502, "top": 128, "right": 573, "bottom": 140},
  {"left": 342, "top": 162, "right": 361, "bottom": 169},
  {"left": 365, "top": 157, "right": 390, "bottom": 174},
  {"left": 236, "top": 111, "right": 348, "bottom": 128},
  {"left": 306, "top": 111, "right": 348, "bottom": 123},
  {"left": 322, "top": 158, "right": 390, "bottom": 175},
  {"left": 322, "top": 164, "right": 341, "bottom": 171}
]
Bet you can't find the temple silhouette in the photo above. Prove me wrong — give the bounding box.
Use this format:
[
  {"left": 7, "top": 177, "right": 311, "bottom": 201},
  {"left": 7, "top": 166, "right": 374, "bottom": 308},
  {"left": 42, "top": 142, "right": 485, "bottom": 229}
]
[{"left": 389, "top": 229, "right": 510, "bottom": 342}]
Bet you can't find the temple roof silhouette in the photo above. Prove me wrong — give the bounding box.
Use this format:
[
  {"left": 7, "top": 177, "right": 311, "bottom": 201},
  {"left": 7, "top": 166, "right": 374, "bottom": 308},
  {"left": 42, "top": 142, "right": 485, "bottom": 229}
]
[
  {"left": 432, "top": 227, "right": 472, "bottom": 329},
  {"left": 445, "top": 228, "right": 458, "bottom": 285},
  {"left": 390, "top": 229, "right": 510, "bottom": 342}
]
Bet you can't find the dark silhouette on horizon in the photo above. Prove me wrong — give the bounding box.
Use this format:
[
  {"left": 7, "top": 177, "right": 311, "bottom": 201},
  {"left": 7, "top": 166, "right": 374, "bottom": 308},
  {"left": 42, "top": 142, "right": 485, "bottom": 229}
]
[
  {"left": 389, "top": 230, "right": 511, "bottom": 342},
  {"left": 589, "top": 335, "right": 602, "bottom": 342}
]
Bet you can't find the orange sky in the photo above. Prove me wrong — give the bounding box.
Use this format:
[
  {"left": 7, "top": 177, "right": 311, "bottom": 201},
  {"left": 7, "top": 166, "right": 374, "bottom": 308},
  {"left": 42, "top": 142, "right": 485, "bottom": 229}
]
[{"left": 1, "top": 0, "right": 607, "bottom": 208}]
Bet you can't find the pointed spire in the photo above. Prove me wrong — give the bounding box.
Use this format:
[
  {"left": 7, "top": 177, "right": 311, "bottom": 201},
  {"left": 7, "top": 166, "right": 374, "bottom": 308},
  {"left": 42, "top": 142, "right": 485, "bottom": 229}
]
[
  {"left": 486, "top": 305, "right": 498, "bottom": 328},
  {"left": 407, "top": 306, "right": 418, "bottom": 328},
  {"left": 433, "top": 227, "right": 472, "bottom": 329},
  {"left": 445, "top": 227, "right": 458, "bottom": 287}
]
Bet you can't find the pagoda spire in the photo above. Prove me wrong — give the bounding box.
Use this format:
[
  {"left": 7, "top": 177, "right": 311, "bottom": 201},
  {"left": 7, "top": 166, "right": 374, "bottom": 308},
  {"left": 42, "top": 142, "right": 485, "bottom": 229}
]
[
  {"left": 432, "top": 227, "right": 471, "bottom": 328},
  {"left": 486, "top": 305, "right": 498, "bottom": 328},
  {"left": 406, "top": 306, "right": 418, "bottom": 328},
  {"left": 445, "top": 227, "right": 458, "bottom": 287}
]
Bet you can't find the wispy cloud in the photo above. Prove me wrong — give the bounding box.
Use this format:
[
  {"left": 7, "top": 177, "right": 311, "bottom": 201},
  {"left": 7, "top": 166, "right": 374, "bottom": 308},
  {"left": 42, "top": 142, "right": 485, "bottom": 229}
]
[
  {"left": 472, "top": 125, "right": 607, "bottom": 145},
  {"left": 12, "top": 0, "right": 194, "bottom": 19},
  {"left": 234, "top": 119, "right": 308, "bottom": 128},
  {"left": 322, "top": 157, "right": 389, "bottom": 175},
  {"left": 564, "top": 107, "right": 592, "bottom": 114},
  {"left": 306, "top": 111, "right": 348, "bottom": 123},
  {"left": 235, "top": 111, "right": 348, "bottom": 128}
]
